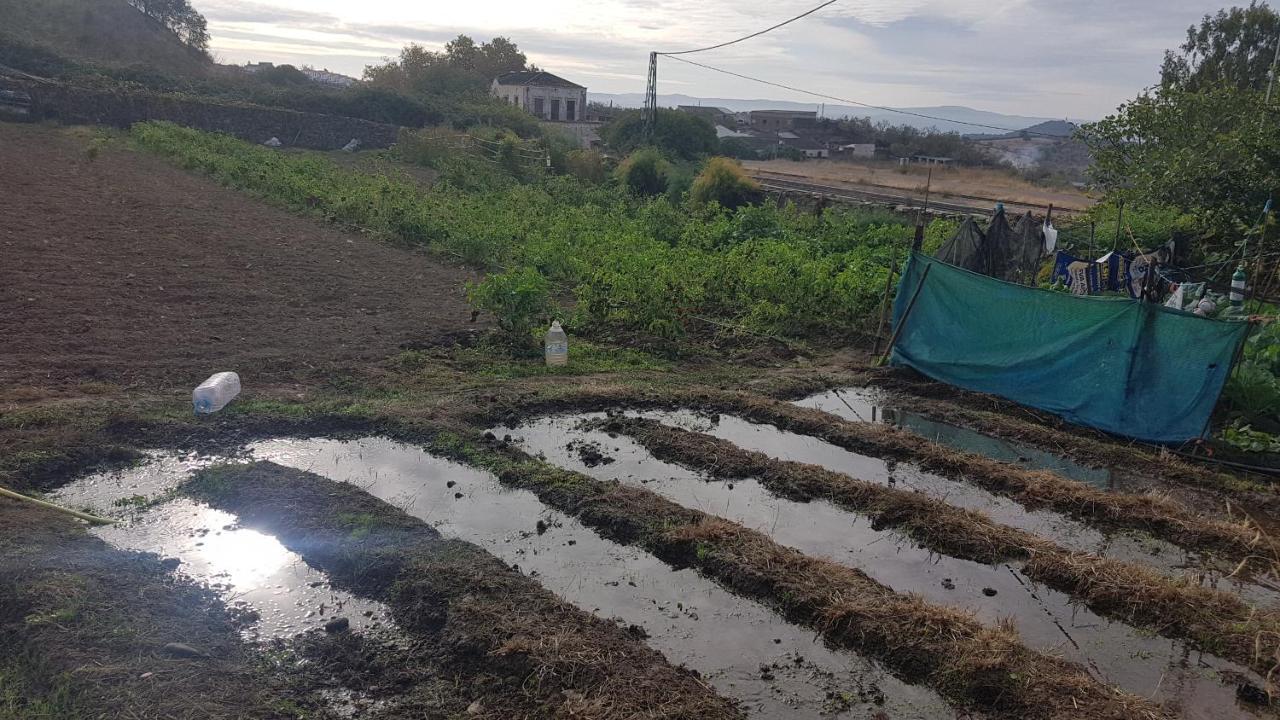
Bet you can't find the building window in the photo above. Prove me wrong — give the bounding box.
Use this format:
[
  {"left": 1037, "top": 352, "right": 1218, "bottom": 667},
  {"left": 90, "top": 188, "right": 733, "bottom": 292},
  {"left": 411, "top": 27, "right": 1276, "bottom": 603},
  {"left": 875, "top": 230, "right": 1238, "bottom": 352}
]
[
  {"left": 550, "top": 98, "right": 561, "bottom": 121},
  {"left": 566, "top": 99, "right": 576, "bottom": 121},
  {"left": 533, "top": 97, "right": 544, "bottom": 117}
]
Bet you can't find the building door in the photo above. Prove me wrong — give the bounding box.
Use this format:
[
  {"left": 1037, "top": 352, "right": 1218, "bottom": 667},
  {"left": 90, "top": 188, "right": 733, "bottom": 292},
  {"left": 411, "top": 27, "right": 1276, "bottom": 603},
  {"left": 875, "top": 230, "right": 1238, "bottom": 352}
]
[
  {"left": 533, "top": 97, "right": 544, "bottom": 117},
  {"left": 550, "top": 98, "right": 561, "bottom": 121},
  {"left": 566, "top": 99, "right": 576, "bottom": 121}
]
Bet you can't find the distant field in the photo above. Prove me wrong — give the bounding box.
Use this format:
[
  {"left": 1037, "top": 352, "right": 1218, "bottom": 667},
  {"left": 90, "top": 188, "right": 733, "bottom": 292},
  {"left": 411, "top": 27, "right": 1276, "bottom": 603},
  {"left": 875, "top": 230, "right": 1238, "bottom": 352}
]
[{"left": 744, "top": 159, "right": 1095, "bottom": 213}]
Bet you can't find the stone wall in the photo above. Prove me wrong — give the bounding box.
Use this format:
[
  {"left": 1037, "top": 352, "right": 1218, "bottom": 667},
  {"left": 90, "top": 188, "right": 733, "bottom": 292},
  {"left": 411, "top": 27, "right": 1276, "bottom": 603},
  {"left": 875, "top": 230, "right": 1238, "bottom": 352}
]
[{"left": 24, "top": 83, "right": 401, "bottom": 150}]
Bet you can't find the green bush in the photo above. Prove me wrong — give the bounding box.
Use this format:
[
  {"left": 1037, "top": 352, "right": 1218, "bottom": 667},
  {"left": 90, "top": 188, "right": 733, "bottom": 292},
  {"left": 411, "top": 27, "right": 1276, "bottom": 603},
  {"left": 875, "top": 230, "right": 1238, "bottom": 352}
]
[
  {"left": 616, "top": 148, "right": 670, "bottom": 196},
  {"left": 599, "top": 109, "right": 717, "bottom": 160},
  {"left": 564, "top": 149, "right": 607, "bottom": 183},
  {"left": 466, "top": 266, "right": 555, "bottom": 346},
  {"left": 689, "top": 157, "right": 762, "bottom": 210}
]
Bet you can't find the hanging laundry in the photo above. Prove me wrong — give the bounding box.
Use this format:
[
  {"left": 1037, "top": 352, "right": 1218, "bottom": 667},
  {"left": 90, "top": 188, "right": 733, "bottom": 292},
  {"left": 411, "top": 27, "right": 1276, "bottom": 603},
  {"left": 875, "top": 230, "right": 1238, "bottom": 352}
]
[
  {"left": 1043, "top": 221, "right": 1058, "bottom": 254},
  {"left": 1051, "top": 251, "right": 1100, "bottom": 294}
]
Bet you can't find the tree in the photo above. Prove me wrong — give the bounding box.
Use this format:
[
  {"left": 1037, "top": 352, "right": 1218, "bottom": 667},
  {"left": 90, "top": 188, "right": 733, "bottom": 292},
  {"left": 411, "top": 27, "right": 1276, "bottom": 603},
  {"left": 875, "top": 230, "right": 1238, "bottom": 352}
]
[
  {"left": 599, "top": 109, "right": 717, "bottom": 161},
  {"left": 364, "top": 35, "right": 531, "bottom": 96},
  {"left": 1160, "top": 2, "right": 1280, "bottom": 93},
  {"left": 1085, "top": 3, "right": 1280, "bottom": 248},
  {"left": 127, "top": 0, "right": 209, "bottom": 53},
  {"left": 1084, "top": 84, "right": 1280, "bottom": 244}
]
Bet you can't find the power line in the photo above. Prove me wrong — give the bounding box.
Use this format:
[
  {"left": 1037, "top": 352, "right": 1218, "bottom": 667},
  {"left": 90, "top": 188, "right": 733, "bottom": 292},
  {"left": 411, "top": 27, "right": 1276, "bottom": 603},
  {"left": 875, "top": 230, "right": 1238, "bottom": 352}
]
[
  {"left": 657, "top": 0, "right": 838, "bottom": 56},
  {"left": 663, "top": 54, "right": 1069, "bottom": 137}
]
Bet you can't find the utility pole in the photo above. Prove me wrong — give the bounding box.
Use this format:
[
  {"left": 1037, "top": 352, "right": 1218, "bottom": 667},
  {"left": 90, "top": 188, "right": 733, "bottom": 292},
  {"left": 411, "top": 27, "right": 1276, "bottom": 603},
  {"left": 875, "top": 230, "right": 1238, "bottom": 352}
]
[{"left": 643, "top": 52, "right": 658, "bottom": 141}]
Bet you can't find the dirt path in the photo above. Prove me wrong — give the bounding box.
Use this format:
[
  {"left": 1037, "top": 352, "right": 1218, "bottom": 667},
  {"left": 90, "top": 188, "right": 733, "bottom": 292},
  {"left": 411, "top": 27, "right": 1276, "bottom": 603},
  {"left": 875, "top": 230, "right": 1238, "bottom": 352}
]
[
  {"left": 744, "top": 158, "right": 1094, "bottom": 211},
  {"left": 0, "top": 124, "right": 482, "bottom": 395}
]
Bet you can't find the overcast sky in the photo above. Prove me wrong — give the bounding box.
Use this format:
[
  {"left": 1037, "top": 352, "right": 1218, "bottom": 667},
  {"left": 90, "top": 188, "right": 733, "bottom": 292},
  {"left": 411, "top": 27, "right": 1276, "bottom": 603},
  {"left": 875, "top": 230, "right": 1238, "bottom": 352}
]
[{"left": 198, "top": 0, "right": 1228, "bottom": 119}]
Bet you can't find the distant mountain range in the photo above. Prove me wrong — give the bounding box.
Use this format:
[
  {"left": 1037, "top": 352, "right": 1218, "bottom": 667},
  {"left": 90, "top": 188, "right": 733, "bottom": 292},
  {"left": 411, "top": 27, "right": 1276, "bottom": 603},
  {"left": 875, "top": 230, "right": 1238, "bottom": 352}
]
[
  {"left": 588, "top": 92, "right": 1084, "bottom": 136},
  {"left": 967, "top": 120, "right": 1080, "bottom": 141}
]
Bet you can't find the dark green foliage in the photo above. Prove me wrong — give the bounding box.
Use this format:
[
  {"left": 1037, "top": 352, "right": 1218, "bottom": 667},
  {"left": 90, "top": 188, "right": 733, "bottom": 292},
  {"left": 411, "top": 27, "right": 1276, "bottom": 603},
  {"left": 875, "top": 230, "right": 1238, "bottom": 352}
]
[
  {"left": 256, "top": 63, "right": 309, "bottom": 86},
  {"left": 564, "top": 149, "right": 607, "bottom": 183},
  {"left": 600, "top": 109, "right": 718, "bottom": 160},
  {"left": 1084, "top": 84, "right": 1280, "bottom": 245},
  {"left": 718, "top": 137, "right": 761, "bottom": 160},
  {"left": 1160, "top": 2, "right": 1280, "bottom": 92},
  {"left": 616, "top": 148, "right": 671, "bottom": 196},
  {"left": 689, "top": 157, "right": 763, "bottom": 210}
]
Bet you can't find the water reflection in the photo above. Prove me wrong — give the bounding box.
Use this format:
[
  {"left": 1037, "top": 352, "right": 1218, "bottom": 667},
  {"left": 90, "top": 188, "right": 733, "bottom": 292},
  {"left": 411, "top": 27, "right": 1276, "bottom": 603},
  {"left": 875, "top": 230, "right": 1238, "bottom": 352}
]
[{"left": 794, "top": 388, "right": 1115, "bottom": 489}]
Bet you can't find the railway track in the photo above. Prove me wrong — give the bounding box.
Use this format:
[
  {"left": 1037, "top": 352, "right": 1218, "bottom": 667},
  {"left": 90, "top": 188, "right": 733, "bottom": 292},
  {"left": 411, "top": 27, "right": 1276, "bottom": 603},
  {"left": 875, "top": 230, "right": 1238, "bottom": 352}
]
[{"left": 751, "top": 172, "right": 1082, "bottom": 218}]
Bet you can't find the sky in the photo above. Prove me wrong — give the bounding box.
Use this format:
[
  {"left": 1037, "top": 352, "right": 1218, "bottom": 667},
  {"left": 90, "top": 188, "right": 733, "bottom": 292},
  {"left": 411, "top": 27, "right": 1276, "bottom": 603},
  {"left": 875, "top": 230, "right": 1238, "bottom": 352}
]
[{"left": 197, "top": 0, "right": 1228, "bottom": 119}]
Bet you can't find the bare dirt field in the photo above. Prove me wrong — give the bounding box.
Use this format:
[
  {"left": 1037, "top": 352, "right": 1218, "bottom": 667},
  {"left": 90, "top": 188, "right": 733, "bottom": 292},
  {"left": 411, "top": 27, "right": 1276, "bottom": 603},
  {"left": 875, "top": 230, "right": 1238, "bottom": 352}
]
[
  {"left": 0, "top": 123, "right": 481, "bottom": 396},
  {"left": 744, "top": 158, "right": 1094, "bottom": 212}
]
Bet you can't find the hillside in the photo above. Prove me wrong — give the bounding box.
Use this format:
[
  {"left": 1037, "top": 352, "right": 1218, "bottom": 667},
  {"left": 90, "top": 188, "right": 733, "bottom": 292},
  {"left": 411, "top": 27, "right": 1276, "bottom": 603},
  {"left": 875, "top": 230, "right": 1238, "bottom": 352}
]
[
  {"left": 589, "top": 91, "right": 1074, "bottom": 135},
  {"left": 0, "top": 0, "right": 210, "bottom": 76}
]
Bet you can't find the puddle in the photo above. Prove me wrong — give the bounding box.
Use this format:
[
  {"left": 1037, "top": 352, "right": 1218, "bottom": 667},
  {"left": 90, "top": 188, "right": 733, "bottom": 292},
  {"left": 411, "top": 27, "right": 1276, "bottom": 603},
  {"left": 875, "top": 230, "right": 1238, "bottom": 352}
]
[
  {"left": 52, "top": 454, "right": 388, "bottom": 640},
  {"left": 794, "top": 387, "right": 1114, "bottom": 488},
  {"left": 507, "top": 414, "right": 1273, "bottom": 720},
  {"left": 252, "top": 437, "right": 955, "bottom": 719}
]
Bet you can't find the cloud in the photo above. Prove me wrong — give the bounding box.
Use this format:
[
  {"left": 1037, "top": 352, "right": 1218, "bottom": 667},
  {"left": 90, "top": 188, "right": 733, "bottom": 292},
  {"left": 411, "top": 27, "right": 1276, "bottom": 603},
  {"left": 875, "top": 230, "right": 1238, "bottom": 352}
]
[{"left": 200, "top": 0, "right": 1219, "bottom": 118}]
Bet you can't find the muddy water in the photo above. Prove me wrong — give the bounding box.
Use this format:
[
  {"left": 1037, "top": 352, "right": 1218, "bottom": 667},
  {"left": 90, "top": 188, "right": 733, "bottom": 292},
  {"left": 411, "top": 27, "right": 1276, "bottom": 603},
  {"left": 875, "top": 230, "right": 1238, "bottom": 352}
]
[
  {"left": 52, "top": 454, "right": 388, "bottom": 640},
  {"left": 788, "top": 391, "right": 1280, "bottom": 605},
  {"left": 251, "top": 437, "right": 955, "bottom": 719},
  {"left": 794, "top": 387, "right": 1113, "bottom": 488},
  {"left": 641, "top": 408, "right": 1111, "bottom": 556},
  {"left": 507, "top": 414, "right": 1273, "bottom": 720}
]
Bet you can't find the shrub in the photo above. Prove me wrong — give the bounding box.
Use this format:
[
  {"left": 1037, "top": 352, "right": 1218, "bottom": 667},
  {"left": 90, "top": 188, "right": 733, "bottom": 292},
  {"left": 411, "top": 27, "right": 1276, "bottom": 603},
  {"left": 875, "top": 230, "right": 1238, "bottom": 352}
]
[
  {"left": 689, "top": 157, "right": 762, "bottom": 210},
  {"left": 467, "top": 266, "right": 555, "bottom": 347},
  {"left": 616, "top": 148, "right": 670, "bottom": 196},
  {"left": 564, "top": 149, "right": 607, "bottom": 183},
  {"left": 599, "top": 109, "right": 717, "bottom": 160}
]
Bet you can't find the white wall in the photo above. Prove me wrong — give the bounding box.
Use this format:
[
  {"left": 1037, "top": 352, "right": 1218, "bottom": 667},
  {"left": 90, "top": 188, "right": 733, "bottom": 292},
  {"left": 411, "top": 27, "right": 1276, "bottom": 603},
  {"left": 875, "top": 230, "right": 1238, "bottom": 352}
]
[{"left": 492, "top": 82, "right": 587, "bottom": 122}]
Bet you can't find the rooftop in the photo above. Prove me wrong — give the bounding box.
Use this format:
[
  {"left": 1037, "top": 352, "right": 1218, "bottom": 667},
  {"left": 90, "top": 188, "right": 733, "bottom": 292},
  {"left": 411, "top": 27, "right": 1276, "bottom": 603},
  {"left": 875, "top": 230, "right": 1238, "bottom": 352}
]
[{"left": 494, "top": 70, "right": 584, "bottom": 89}]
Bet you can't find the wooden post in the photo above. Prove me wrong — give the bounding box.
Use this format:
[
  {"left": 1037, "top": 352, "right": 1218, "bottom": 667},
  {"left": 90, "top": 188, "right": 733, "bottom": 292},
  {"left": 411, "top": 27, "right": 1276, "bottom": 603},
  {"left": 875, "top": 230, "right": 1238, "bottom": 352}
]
[
  {"left": 871, "top": 257, "right": 898, "bottom": 356},
  {"left": 1113, "top": 199, "right": 1125, "bottom": 251},
  {"left": 878, "top": 263, "right": 932, "bottom": 366}
]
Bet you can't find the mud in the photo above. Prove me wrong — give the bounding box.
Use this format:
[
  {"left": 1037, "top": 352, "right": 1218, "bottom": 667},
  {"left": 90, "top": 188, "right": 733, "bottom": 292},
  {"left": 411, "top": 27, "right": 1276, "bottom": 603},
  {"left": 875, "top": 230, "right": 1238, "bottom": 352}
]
[
  {"left": 52, "top": 454, "right": 389, "bottom": 640},
  {"left": 253, "top": 436, "right": 956, "bottom": 719},
  {"left": 505, "top": 413, "right": 1276, "bottom": 720}
]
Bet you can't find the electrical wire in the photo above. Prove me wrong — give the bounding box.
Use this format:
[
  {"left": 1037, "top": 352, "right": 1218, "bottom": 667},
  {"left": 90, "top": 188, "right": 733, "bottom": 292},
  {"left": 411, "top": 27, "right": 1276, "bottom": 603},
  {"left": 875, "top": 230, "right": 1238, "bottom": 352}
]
[
  {"left": 661, "top": 54, "right": 1069, "bottom": 138},
  {"left": 657, "top": 0, "right": 838, "bottom": 56}
]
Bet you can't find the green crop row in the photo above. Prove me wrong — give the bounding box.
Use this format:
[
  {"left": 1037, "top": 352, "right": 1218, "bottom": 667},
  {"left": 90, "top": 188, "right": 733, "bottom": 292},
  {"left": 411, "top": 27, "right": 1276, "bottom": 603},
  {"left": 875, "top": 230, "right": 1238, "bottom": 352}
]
[{"left": 132, "top": 122, "right": 944, "bottom": 343}]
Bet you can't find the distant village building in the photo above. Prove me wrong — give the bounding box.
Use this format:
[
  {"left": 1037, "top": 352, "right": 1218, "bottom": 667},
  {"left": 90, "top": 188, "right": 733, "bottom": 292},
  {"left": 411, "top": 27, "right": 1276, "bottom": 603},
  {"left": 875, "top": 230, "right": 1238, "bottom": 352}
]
[
  {"left": 748, "top": 109, "right": 817, "bottom": 131},
  {"left": 838, "top": 143, "right": 876, "bottom": 158},
  {"left": 302, "top": 68, "right": 357, "bottom": 88},
  {"left": 905, "top": 155, "right": 954, "bottom": 166},
  {"left": 491, "top": 71, "right": 587, "bottom": 122},
  {"left": 676, "top": 105, "right": 734, "bottom": 126}
]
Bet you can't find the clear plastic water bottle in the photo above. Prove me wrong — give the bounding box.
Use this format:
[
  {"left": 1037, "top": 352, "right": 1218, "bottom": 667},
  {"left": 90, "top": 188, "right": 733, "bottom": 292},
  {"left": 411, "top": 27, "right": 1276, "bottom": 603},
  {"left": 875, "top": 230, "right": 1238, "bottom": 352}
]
[
  {"left": 544, "top": 321, "right": 568, "bottom": 366},
  {"left": 193, "top": 372, "right": 241, "bottom": 414}
]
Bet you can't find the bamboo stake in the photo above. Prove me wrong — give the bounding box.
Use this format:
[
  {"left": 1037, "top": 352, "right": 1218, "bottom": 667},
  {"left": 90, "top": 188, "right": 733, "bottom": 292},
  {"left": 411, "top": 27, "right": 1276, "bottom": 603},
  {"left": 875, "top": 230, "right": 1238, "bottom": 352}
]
[
  {"left": 0, "top": 486, "right": 116, "bottom": 525},
  {"left": 871, "top": 257, "right": 898, "bottom": 356},
  {"left": 878, "top": 262, "right": 932, "bottom": 366}
]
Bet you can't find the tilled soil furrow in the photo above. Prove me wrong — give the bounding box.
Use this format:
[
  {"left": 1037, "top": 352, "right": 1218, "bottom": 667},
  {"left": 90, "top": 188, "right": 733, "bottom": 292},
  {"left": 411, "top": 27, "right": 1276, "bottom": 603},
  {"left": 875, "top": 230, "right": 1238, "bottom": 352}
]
[
  {"left": 606, "top": 414, "right": 1280, "bottom": 681},
  {"left": 183, "top": 461, "right": 743, "bottom": 720},
  {"left": 467, "top": 442, "right": 1170, "bottom": 719}
]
